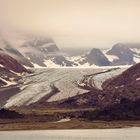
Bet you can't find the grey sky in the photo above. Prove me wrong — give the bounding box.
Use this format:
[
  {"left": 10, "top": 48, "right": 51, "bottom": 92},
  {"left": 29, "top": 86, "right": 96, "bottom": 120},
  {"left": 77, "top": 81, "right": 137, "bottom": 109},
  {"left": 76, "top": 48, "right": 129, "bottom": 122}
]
[{"left": 0, "top": 0, "right": 140, "bottom": 49}]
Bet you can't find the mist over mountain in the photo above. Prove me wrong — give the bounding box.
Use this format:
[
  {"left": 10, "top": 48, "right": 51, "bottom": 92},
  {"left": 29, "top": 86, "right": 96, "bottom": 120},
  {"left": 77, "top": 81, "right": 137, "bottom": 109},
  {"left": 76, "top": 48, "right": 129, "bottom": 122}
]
[{"left": 0, "top": 31, "right": 140, "bottom": 68}]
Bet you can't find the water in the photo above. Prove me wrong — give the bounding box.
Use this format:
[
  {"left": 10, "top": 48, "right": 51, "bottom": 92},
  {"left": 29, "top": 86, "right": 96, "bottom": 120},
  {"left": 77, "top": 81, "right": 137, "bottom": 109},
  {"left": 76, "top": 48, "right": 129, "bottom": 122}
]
[{"left": 0, "top": 128, "right": 140, "bottom": 140}]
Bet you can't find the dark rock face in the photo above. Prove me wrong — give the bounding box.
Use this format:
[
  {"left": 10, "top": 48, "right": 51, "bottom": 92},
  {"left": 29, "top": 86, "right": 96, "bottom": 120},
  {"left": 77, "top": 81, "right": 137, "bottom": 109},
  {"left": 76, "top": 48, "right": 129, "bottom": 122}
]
[
  {"left": 103, "top": 62, "right": 140, "bottom": 90},
  {"left": 0, "top": 66, "right": 18, "bottom": 87},
  {"left": 0, "top": 108, "right": 23, "bottom": 119},
  {"left": 0, "top": 52, "right": 30, "bottom": 88},
  {"left": 0, "top": 87, "right": 20, "bottom": 107},
  {"left": 52, "top": 56, "right": 78, "bottom": 67},
  {"left": 100, "top": 63, "right": 140, "bottom": 107},
  {"left": 0, "top": 52, "right": 28, "bottom": 73},
  {"left": 107, "top": 43, "right": 135, "bottom": 65},
  {"left": 79, "top": 48, "right": 111, "bottom": 66},
  {"left": 56, "top": 63, "right": 140, "bottom": 120},
  {"left": 97, "top": 63, "right": 140, "bottom": 109},
  {"left": 0, "top": 40, "right": 33, "bottom": 67}
]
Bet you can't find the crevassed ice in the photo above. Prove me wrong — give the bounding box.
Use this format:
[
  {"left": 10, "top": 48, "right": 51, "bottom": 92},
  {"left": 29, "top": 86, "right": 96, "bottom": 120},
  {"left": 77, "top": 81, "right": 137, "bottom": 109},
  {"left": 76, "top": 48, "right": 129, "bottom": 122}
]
[{"left": 4, "top": 68, "right": 127, "bottom": 108}]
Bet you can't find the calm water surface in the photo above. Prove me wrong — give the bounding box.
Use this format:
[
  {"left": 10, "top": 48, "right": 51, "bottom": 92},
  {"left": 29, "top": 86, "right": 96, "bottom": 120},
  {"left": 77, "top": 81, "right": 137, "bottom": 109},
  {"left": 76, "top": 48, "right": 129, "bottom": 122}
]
[{"left": 0, "top": 128, "right": 140, "bottom": 140}]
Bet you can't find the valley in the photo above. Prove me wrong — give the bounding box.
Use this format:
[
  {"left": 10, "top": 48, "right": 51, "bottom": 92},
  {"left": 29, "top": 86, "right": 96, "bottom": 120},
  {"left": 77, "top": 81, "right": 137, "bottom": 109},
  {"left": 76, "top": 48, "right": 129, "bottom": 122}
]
[
  {"left": 1, "top": 66, "right": 140, "bottom": 130},
  {"left": 0, "top": 40, "right": 140, "bottom": 130},
  {"left": 3, "top": 67, "right": 126, "bottom": 108}
]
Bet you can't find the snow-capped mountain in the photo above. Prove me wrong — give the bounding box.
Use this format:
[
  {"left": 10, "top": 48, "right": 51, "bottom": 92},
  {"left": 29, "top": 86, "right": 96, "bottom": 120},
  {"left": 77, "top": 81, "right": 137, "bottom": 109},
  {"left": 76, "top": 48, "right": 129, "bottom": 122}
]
[
  {"left": 72, "top": 48, "right": 111, "bottom": 66},
  {"left": 20, "top": 37, "right": 79, "bottom": 67},
  {"left": 20, "top": 37, "right": 60, "bottom": 67},
  {"left": 72, "top": 43, "right": 140, "bottom": 67},
  {"left": 106, "top": 43, "right": 137, "bottom": 65},
  {"left": 0, "top": 30, "right": 140, "bottom": 68},
  {"left": 0, "top": 38, "right": 33, "bottom": 67},
  {"left": 0, "top": 32, "right": 77, "bottom": 68}
]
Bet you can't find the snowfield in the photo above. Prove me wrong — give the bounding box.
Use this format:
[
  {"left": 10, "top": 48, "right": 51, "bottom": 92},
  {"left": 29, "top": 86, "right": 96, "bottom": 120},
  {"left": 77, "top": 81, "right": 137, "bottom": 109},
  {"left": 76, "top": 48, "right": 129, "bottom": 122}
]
[{"left": 4, "top": 67, "right": 127, "bottom": 108}]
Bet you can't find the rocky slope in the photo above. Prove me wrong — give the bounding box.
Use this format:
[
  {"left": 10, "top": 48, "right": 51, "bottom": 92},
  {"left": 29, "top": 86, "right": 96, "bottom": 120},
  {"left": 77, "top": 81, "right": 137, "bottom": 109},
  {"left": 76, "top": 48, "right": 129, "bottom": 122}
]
[
  {"left": 0, "top": 33, "right": 77, "bottom": 67},
  {"left": 0, "top": 38, "right": 33, "bottom": 67},
  {"left": 73, "top": 43, "right": 140, "bottom": 67},
  {"left": 52, "top": 63, "right": 140, "bottom": 120},
  {"left": 107, "top": 43, "right": 136, "bottom": 65},
  {"left": 0, "top": 52, "right": 28, "bottom": 73},
  {"left": 1, "top": 31, "right": 140, "bottom": 68},
  {"left": 0, "top": 51, "right": 29, "bottom": 88},
  {"left": 75, "top": 48, "right": 111, "bottom": 66}
]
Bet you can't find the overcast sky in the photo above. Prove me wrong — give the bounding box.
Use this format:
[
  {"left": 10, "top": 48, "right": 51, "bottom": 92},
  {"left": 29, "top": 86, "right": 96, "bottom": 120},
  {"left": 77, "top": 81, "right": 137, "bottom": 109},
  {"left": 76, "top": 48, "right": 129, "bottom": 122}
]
[{"left": 0, "top": 0, "right": 140, "bottom": 49}]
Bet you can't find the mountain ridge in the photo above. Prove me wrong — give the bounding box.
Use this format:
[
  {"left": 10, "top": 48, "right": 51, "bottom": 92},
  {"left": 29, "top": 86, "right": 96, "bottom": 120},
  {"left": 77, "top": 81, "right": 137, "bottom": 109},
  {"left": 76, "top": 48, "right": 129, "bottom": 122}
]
[{"left": 0, "top": 32, "right": 140, "bottom": 68}]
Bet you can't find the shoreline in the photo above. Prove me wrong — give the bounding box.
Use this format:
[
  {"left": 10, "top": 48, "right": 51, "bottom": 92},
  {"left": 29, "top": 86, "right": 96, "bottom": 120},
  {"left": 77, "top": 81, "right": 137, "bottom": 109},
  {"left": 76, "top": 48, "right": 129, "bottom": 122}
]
[{"left": 0, "top": 120, "right": 140, "bottom": 131}]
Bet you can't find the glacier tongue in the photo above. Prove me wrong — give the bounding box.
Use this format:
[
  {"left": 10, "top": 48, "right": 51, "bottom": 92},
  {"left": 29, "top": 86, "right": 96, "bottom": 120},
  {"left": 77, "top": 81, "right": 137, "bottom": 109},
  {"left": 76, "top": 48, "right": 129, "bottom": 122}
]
[{"left": 4, "top": 67, "right": 126, "bottom": 108}]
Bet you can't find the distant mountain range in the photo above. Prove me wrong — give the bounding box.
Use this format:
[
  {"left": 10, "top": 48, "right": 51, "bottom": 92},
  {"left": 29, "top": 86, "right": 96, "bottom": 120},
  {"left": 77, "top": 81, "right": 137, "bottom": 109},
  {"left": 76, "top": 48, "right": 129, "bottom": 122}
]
[
  {"left": 0, "top": 34, "right": 78, "bottom": 68},
  {"left": 72, "top": 43, "right": 140, "bottom": 67},
  {"left": 0, "top": 32, "right": 140, "bottom": 68}
]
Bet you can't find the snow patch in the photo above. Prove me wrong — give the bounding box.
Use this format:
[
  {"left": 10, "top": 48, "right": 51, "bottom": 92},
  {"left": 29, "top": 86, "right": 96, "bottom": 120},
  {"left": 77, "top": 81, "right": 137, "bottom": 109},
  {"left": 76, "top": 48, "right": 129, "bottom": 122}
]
[
  {"left": 44, "top": 59, "right": 60, "bottom": 68},
  {"left": 55, "top": 118, "right": 71, "bottom": 123},
  {"left": 133, "top": 56, "right": 140, "bottom": 63},
  {"left": 130, "top": 48, "right": 140, "bottom": 54},
  {"left": 31, "top": 62, "right": 46, "bottom": 68},
  {"left": 0, "top": 77, "right": 17, "bottom": 87},
  {"left": 102, "top": 50, "right": 119, "bottom": 62},
  {"left": 0, "top": 64, "right": 4, "bottom": 68},
  {"left": 136, "top": 78, "right": 140, "bottom": 81}
]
